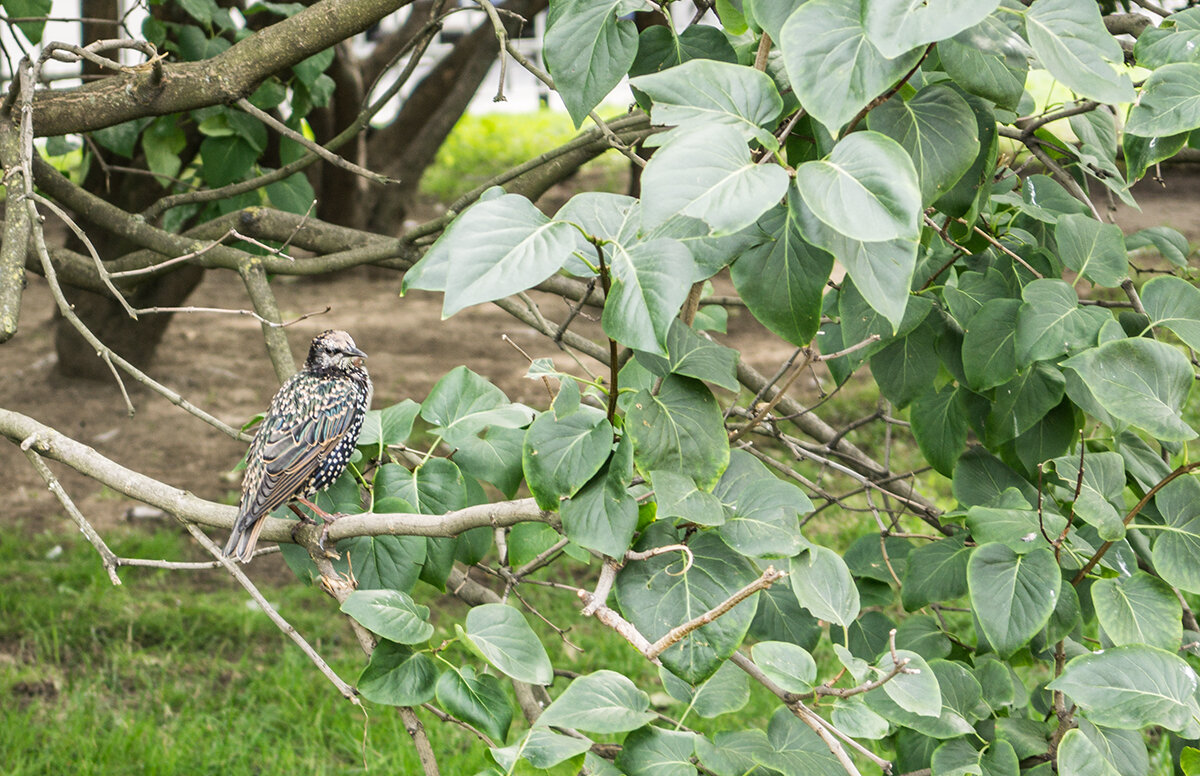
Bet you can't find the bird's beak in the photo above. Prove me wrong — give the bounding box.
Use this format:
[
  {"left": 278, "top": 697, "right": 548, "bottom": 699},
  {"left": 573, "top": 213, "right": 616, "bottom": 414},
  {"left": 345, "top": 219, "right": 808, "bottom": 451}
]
[{"left": 347, "top": 345, "right": 367, "bottom": 359}]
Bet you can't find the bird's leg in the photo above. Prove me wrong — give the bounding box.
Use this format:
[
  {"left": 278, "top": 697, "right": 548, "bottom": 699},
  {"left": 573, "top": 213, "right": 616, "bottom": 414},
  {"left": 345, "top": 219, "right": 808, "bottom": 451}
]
[{"left": 294, "top": 496, "right": 344, "bottom": 556}]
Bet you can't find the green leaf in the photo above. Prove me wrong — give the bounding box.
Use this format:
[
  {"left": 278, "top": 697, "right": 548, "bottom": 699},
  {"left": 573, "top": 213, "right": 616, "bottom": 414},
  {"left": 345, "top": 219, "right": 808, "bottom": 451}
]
[
  {"left": 340, "top": 589, "right": 433, "bottom": 644},
  {"left": 1092, "top": 572, "right": 1182, "bottom": 651},
  {"left": 92, "top": 119, "right": 150, "bottom": 158},
  {"left": 659, "top": 660, "right": 750, "bottom": 718},
  {"left": 375, "top": 459, "right": 467, "bottom": 516},
  {"left": 895, "top": 616, "right": 951, "bottom": 661},
  {"left": 652, "top": 469, "right": 725, "bottom": 527},
  {"left": 1048, "top": 645, "right": 1200, "bottom": 732},
  {"left": 403, "top": 193, "right": 585, "bottom": 317},
  {"left": 614, "top": 726, "right": 696, "bottom": 776},
  {"left": 4, "top": 0, "right": 52, "bottom": 43},
  {"left": 911, "top": 384, "right": 968, "bottom": 477},
  {"left": 630, "top": 58, "right": 783, "bottom": 143},
  {"left": 627, "top": 375, "right": 729, "bottom": 490},
  {"left": 292, "top": 46, "right": 334, "bottom": 86},
  {"left": 420, "top": 366, "right": 533, "bottom": 438},
  {"left": 630, "top": 25, "right": 738, "bottom": 77},
  {"left": 1142, "top": 275, "right": 1200, "bottom": 350},
  {"left": 832, "top": 698, "right": 891, "bottom": 740},
  {"left": 752, "top": 641, "right": 817, "bottom": 694},
  {"left": 967, "top": 544, "right": 1061, "bottom": 657},
  {"left": 965, "top": 503, "right": 1065, "bottom": 554},
  {"left": 522, "top": 408, "right": 613, "bottom": 510},
  {"left": 730, "top": 198, "right": 834, "bottom": 346},
  {"left": 714, "top": 449, "right": 810, "bottom": 558},
  {"left": 931, "top": 738, "right": 983, "bottom": 776},
  {"left": 544, "top": 0, "right": 647, "bottom": 125},
  {"left": 1061, "top": 338, "right": 1197, "bottom": 441},
  {"left": 640, "top": 125, "right": 789, "bottom": 235},
  {"left": 865, "top": 0, "right": 1001, "bottom": 58},
  {"left": 1127, "top": 63, "right": 1200, "bottom": 137},
  {"left": 794, "top": 131, "right": 920, "bottom": 243},
  {"left": 953, "top": 448, "right": 1038, "bottom": 507},
  {"left": 634, "top": 319, "right": 740, "bottom": 392},
  {"left": 615, "top": 526, "right": 759, "bottom": 683},
  {"left": 602, "top": 239, "right": 697, "bottom": 355},
  {"left": 142, "top": 117, "right": 186, "bottom": 185},
  {"left": 779, "top": 0, "right": 924, "bottom": 132},
  {"left": 465, "top": 604, "right": 553, "bottom": 685},
  {"left": 755, "top": 706, "right": 845, "bottom": 775},
  {"left": 1015, "top": 279, "right": 1108, "bottom": 366},
  {"left": 1024, "top": 0, "right": 1134, "bottom": 104},
  {"left": 1055, "top": 214, "right": 1128, "bottom": 288},
  {"left": 867, "top": 84, "right": 980, "bottom": 206},
  {"left": 1123, "top": 133, "right": 1189, "bottom": 184},
  {"left": 985, "top": 363, "right": 1066, "bottom": 445},
  {"left": 265, "top": 173, "right": 316, "bottom": 215},
  {"left": 866, "top": 680, "right": 974, "bottom": 739},
  {"left": 963, "top": 299, "right": 1021, "bottom": 390},
  {"left": 794, "top": 195, "right": 918, "bottom": 332},
  {"left": 199, "top": 135, "right": 257, "bottom": 187},
  {"left": 870, "top": 317, "right": 939, "bottom": 408},
  {"left": 750, "top": 585, "right": 823, "bottom": 651},
  {"left": 1134, "top": 8, "right": 1200, "bottom": 68},
  {"left": 338, "top": 535, "right": 425, "bottom": 593},
  {"left": 356, "top": 642, "right": 437, "bottom": 706},
  {"left": 1057, "top": 729, "right": 1122, "bottom": 776},
  {"left": 435, "top": 666, "right": 512, "bottom": 742},
  {"left": 902, "top": 535, "right": 970, "bottom": 610},
  {"left": 1048, "top": 451, "right": 1125, "bottom": 541},
  {"left": 790, "top": 545, "right": 860, "bottom": 627},
  {"left": 939, "top": 10, "right": 1031, "bottom": 110},
  {"left": 1127, "top": 226, "right": 1190, "bottom": 268},
  {"left": 490, "top": 728, "right": 592, "bottom": 771},
  {"left": 535, "top": 670, "right": 656, "bottom": 733},
  {"left": 561, "top": 434, "right": 638, "bottom": 557},
  {"left": 1150, "top": 475, "right": 1200, "bottom": 594},
  {"left": 880, "top": 649, "right": 942, "bottom": 717}
]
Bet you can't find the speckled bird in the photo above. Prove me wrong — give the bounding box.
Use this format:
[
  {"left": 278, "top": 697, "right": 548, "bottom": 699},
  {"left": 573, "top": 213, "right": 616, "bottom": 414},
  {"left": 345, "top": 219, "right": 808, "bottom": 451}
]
[{"left": 223, "top": 330, "right": 372, "bottom": 562}]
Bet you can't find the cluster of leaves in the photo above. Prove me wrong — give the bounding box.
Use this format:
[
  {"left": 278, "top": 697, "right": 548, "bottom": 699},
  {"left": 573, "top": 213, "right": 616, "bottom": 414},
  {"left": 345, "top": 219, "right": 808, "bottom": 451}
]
[
  {"left": 272, "top": 0, "right": 1200, "bottom": 774},
  {"left": 23, "top": 0, "right": 325, "bottom": 228}
]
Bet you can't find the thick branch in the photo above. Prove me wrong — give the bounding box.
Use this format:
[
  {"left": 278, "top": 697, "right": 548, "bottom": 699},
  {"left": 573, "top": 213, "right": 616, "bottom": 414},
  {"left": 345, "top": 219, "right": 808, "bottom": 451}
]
[
  {"left": 2, "top": 404, "right": 553, "bottom": 543},
  {"left": 28, "top": 0, "right": 415, "bottom": 137}
]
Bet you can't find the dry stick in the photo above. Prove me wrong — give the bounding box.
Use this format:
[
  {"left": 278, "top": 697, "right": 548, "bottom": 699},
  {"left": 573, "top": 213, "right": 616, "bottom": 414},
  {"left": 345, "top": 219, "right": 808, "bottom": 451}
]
[
  {"left": 235, "top": 98, "right": 393, "bottom": 184},
  {"left": 477, "top": 0, "right": 509, "bottom": 102},
  {"left": 240, "top": 261, "right": 297, "bottom": 382},
  {"left": 29, "top": 191, "right": 136, "bottom": 318},
  {"left": 1072, "top": 461, "right": 1200, "bottom": 585},
  {"left": 626, "top": 543, "right": 694, "bottom": 575},
  {"left": 133, "top": 304, "right": 331, "bottom": 328},
  {"left": 183, "top": 522, "right": 361, "bottom": 704},
  {"left": 580, "top": 557, "right": 621, "bottom": 617},
  {"left": 728, "top": 652, "right": 867, "bottom": 776},
  {"left": 116, "top": 546, "right": 281, "bottom": 569},
  {"left": 21, "top": 446, "right": 122, "bottom": 586},
  {"left": 728, "top": 349, "right": 816, "bottom": 444},
  {"left": 952, "top": 217, "right": 1045, "bottom": 279},
  {"left": 1023, "top": 140, "right": 1104, "bottom": 221},
  {"left": 644, "top": 567, "right": 784, "bottom": 660},
  {"left": 422, "top": 702, "right": 496, "bottom": 747}
]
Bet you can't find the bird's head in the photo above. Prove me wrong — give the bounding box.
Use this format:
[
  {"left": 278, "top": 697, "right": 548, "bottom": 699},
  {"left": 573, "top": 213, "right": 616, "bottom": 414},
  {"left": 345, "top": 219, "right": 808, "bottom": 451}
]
[{"left": 306, "top": 330, "right": 368, "bottom": 371}]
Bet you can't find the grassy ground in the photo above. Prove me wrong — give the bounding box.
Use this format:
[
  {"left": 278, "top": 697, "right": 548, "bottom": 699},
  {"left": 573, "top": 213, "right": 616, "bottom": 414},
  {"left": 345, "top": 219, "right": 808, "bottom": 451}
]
[{"left": 0, "top": 520, "right": 800, "bottom": 775}]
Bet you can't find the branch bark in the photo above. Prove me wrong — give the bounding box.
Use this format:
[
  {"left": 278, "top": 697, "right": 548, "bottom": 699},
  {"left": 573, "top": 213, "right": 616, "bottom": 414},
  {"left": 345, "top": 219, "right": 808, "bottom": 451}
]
[{"left": 28, "top": 0, "right": 416, "bottom": 137}]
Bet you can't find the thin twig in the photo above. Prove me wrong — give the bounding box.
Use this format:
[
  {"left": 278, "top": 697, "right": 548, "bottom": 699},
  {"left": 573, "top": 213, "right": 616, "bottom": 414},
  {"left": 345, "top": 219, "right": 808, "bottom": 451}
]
[
  {"left": 22, "top": 446, "right": 122, "bottom": 585},
  {"left": 645, "top": 567, "right": 785, "bottom": 659},
  {"left": 183, "top": 522, "right": 361, "bottom": 704}
]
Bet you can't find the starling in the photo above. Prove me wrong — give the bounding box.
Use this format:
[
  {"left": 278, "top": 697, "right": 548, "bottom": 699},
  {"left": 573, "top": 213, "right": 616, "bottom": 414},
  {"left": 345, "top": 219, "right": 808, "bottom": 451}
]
[{"left": 224, "top": 330, "right": 372, "bottom": 562}]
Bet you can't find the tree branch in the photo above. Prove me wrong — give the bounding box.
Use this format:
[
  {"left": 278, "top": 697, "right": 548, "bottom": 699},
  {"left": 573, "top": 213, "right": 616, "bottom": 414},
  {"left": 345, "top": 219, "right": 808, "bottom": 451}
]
[{"left": 28, "top": 0, "right": 416, "bottom": 137}]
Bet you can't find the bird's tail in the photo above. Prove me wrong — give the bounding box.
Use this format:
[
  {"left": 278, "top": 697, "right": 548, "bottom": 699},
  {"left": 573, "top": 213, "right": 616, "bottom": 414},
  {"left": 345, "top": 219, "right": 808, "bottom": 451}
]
[{"left": 223, "top": 511, "right": 266, "bottom": 563}]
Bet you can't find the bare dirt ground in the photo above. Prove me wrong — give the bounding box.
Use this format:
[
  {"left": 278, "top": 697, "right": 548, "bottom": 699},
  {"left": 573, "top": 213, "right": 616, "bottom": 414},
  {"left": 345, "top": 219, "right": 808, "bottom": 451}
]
[{"left": 1, "top": 168, "right": 1197, "bottom": 556}]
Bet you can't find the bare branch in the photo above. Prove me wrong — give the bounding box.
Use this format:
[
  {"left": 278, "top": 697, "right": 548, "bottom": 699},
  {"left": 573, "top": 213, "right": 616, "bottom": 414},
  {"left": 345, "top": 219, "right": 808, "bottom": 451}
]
[
  {"left": 184, "top": 522, "right": 362, "bottom": 704},
  {"left": 645, "top": 567, "right": 785, "bottom": 660}
]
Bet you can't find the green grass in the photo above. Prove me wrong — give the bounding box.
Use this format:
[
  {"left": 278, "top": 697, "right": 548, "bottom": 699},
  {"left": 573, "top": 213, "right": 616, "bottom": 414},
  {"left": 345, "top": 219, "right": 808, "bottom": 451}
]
[
  {"left": 0, "top": 520, "right": 809, "bottom": 776},
  {"left": 418, "top": 111, "right": 628, "bottom": 204}
]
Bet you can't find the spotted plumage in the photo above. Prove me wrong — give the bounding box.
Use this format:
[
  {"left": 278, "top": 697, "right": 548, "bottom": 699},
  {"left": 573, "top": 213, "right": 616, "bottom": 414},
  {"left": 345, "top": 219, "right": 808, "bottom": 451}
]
[{"left": 223, "top": 330, "right": 372, "bottom": 562}]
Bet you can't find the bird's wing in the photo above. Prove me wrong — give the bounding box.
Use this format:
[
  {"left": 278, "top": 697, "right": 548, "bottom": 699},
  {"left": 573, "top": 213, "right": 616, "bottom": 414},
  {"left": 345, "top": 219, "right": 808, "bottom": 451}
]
[{"left": 240, "top": 377, "right": 363, "bottom": 521}]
